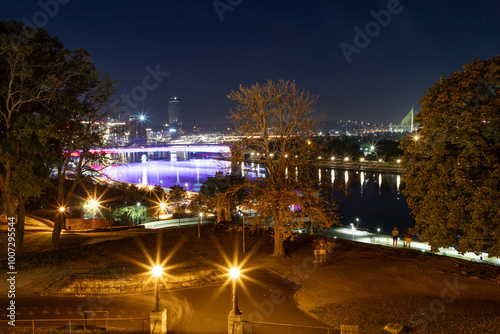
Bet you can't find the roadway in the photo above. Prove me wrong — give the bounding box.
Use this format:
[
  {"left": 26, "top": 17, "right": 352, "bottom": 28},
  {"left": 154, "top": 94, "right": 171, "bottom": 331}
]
[{"left": 1, "top": 267, "right": 335, "bottom": 333}]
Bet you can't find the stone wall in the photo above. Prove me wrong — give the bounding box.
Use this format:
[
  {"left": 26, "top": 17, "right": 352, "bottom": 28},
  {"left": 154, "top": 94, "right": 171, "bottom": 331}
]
[
  {"left": 66, "top": 218, "right": 113, "bottom": 230},
  {"left": 60, "top": 268, "right": 224, "bottom": 295}
]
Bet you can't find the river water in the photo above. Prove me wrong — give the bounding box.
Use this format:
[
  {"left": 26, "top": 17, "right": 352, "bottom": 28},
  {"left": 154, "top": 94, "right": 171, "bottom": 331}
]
[{"left": 101, "top": 150, "right": 415, "bottom": 235}]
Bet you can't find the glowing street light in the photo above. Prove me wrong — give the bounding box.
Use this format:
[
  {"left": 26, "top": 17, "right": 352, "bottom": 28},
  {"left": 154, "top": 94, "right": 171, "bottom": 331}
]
[
  {"left": 87, "top": 198, "right": 99, "bottom": 219},
  {"left": 152, "top": 265, "right": 163, "bottom": 312},
  {"left": 229, "top": 267, "right": 241, "bottom": 316}
]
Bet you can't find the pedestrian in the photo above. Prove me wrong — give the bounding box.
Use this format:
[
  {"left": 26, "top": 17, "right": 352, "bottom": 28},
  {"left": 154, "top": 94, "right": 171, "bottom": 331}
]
[
  {"left": 404, "top": 229, "right": 412, "bottom": 249},
  {"left": 313, "top": 238, "right": 320, "bottom": 263},
  {"left": 392, "top": 227, "right": 399, "bottom": 249},
  {"left": 318, "top": 238, "right": 327, "bottom": 263},
  {"left": 326, "top": 237, "right": 335, "bottom": 255}
]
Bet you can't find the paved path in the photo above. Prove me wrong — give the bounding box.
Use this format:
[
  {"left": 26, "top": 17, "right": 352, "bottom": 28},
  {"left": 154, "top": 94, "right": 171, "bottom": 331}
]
[{"left": 1, "top": 268, "right": 335, "bottom": 333}]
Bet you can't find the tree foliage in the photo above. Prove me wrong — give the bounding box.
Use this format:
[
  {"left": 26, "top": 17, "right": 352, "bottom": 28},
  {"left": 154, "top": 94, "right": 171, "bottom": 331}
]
[
  {"left": 0, "top": 21, "right": 72, "bottom": 253},
  {"left": 0, "top": 21, "right": 117, "bottom": 251},
  {"left": 401, "top": 57, "right": 500, "bottom": 256},
  {"left": 228, "top": 79, "right": 340, "bottom": 257}
]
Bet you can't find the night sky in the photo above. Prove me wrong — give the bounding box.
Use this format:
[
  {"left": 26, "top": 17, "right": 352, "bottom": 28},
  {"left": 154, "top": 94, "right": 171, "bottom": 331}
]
[{"left": 2, "top": 1, "right": 499, "bottom": 127}]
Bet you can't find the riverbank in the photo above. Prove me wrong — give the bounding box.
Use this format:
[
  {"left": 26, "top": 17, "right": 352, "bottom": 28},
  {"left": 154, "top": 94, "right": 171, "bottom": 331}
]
[{"left": 237, "top": 156, "right": 404, "bottom": 174}]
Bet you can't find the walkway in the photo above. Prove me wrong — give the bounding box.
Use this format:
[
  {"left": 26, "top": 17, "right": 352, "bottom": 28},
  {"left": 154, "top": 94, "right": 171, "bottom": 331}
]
[{"left": 310, "top": 226, "right": 500, "bottom": 267}]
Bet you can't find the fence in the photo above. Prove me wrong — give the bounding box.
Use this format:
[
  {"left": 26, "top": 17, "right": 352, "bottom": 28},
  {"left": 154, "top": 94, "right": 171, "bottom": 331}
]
[
  {"left": 242, "top": 321, "right": 361, "bottom": 334},
  {"left": 0, "top": 318, "right": 149, "bottom": 334}
]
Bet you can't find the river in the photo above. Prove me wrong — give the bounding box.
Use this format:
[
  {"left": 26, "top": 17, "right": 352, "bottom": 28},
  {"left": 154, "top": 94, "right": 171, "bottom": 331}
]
[{"left": 101, "top": 149, "right": 415, "bottom": 235}]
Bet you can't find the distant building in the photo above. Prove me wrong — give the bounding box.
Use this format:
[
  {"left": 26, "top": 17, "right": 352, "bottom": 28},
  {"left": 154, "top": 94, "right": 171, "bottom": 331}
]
[
  {"left": 168, "top": 97, "right": 182, "bottom": 139},
  {"left": 129, "top": 115, "right": 147, "bottom": 144}
]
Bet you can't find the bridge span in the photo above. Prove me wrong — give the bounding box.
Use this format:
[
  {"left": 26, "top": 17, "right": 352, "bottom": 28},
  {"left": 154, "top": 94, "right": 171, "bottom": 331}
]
[{"left": 89, "top": 144, "right": 230, "bottom": 154}]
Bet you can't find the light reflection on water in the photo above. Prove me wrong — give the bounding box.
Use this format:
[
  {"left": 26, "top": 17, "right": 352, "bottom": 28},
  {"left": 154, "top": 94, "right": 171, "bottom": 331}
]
[
  {"left": 102, "top": 151, "right": 414, "bottom": 234},
  {"left": 102, "top": 156, "right": 231, "bottom": 192}
]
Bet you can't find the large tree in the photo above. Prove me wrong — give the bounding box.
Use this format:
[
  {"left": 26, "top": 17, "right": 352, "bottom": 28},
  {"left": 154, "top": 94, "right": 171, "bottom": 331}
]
[
  {"left": 0, "top": 21, "right": 71, "bottom": 254},
  {"left": 0, "top": 21, "right": 116, "bottom": 252},
  {"left": 401, "top": 56, "right": 500, "bottom": 257},
  {"left": 47, "top": 48, "right": 116, "bottom": 250},
  {"left": 227, "top": 79, "right": 339, "bottom": 257}
]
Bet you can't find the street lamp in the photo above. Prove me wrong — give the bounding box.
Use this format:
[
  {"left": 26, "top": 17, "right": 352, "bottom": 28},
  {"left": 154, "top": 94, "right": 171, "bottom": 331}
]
[
  {"left": 198, "top": 212, "right": 203, "bottom": 238},
  {"left": 159, "top": 201, "right": 167, "bottom": 219},
  {"left": 88, "top": 198, "right": 99, "bottom": 219},
  {"left": 229, "top": 268, "right": 241, "bottom": 316},
  {"left": 241, "top": 213, "right": 246, "bottom": 253},
  {"left": 59, "top": 206, "right": 67, "bottom": 229},
  {"left": 152, "top": 265, "right": 163, "bottom": 312}
]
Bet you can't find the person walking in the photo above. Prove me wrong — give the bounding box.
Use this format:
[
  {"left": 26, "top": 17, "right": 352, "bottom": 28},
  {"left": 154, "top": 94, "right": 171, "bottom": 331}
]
[
  {"left": 404, "top": 229, "right": 412, "bottom": 249},
  {"left": 318, "top": 238, "right": 327, "bottom": 263},
  {"left": 392, "top": 227, "right": 399, "bottom": 249},
  {"left": 313, "top": 238, "right": 320, "bottom": 263}
]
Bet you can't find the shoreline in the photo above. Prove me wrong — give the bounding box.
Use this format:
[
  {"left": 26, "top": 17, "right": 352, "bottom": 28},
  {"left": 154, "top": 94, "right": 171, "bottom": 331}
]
[{"left": 238, "top": 157, "right": 404, "bottom": 174}]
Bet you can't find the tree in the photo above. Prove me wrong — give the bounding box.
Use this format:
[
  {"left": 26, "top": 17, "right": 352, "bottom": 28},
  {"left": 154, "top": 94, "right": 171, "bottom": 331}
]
[
  {"left": 0, "top": 21, "right": 117, "bottom": 251},
  {"left": 0, "top": 21, "right": 73, "bottom": 254},
  {"left": 401, "top": 57, "right": 500, "bottom": 257},
  {"left": 198, "top": 172, "right": 245, "bottom": 222},
  {"left": 47, "top": 48, "right": 116, "bottom": 250},
  {"left": 227, "top": 79, "right": 340, "bottom": 257},
  {"left": 169, "top": 185, "right": 188, "bottom": 220}
]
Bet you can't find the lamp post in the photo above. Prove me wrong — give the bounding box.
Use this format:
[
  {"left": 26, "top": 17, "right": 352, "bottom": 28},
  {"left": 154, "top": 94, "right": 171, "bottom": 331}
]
[
  {"left": 228, "top": 267, "right": 242, "bottom": 334},
  {"left": 159, "top": 202, "right": 167, "bottom": 220},
  {"left": 59, "top": 206, "right": 66, "bottom": 229},
  {"left": 152, "top": 265, "right": 162, "bottom": 312},
  {"left": 241, "top": 213, "right": 246, "bottom": 253},
  {"left": 230, "top": 268, "right": 241, "bottom": 315},
  {"left": 150, "top": 265, "right": 167, "bottom": 333},
  {"left": 198, "top": 212, "right": 203, "bottom": 238},
  {"left": 88, "top": 198, "right": 99, "bottom": 219}
]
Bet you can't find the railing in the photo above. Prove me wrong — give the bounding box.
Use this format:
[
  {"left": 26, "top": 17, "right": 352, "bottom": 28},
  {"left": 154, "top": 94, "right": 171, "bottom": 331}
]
[
  {"left": 0, "top": 317, "right": 149, "bottom": 333},
  {"left": 242, "top": 321, "right": 362, "bottom": 334}
]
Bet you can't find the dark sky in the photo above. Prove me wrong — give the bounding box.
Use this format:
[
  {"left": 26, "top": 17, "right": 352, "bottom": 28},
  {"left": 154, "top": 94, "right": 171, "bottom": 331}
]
[{"left": 2, "top": 1, "right": 499, "bottom": 127}]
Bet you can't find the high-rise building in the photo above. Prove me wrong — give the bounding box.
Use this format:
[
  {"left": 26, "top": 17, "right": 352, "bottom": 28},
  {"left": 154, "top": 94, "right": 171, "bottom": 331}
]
[
  {"left": 168, "top": 97, "right": 182, "bottom": 127},
  {"left": 168, "top": 97, "right": 182, "bottom": 139},
  {"left": 129, "top": 114, "right": 147, "bottom": 144}
]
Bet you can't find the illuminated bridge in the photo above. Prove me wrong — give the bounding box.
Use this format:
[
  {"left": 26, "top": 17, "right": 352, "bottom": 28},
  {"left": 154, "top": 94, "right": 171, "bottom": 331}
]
[
  {"left": 399, "top": 106, "right": 416, "bottom": 132},
  {"left": 90, "top": 144, "right": 230, "bottom": 155}
]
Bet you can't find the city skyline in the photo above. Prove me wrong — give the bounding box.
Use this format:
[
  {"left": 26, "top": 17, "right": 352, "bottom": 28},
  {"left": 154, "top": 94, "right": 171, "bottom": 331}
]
[{"left": 2, "top": 1, "right": 499, "bottom": 126}]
